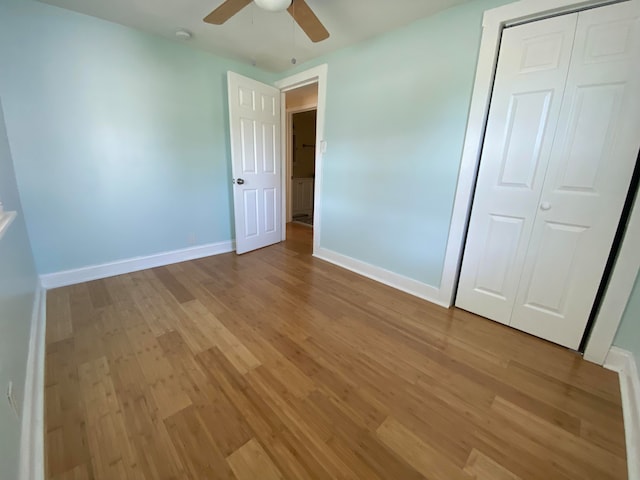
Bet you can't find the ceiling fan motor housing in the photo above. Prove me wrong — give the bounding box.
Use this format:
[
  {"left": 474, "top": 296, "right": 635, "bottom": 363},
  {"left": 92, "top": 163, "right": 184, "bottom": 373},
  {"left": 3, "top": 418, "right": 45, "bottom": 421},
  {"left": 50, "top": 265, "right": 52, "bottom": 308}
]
[
  {"left": 254, "top": 0, "right": 292, "bottom": 12},
  {"left": 204, "top": 0, "right": 329, "bottom": 43}
]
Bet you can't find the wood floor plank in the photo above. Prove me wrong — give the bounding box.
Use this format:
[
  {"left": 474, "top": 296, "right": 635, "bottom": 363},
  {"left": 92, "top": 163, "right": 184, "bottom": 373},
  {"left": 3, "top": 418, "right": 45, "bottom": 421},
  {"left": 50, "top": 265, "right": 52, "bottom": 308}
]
[
  {"left": 227, "top": 438, "right": 284, "bottom": 480},
  {"left": 86, "top": 279, "right": 113, "bottom": 309},
  {"left": 78, "top": 356, "right": 143, "bottom": 479},
  {"left": 157, "top": 332, "right": 255, "bottom": 457},
  {"left": 245, "top": 366, "right": 360, "bottom": 479},
  {"left": 377, "top": 416, "right": 473, "bottom": 480},
  {"left": 471, "top": 425, "right": 576, "bottom": 480},
  {"left": 179, "top": 299, "right": 261, "bottom": 373},
  {"left": 44, "top": 339, "right": 93, "bottom": 479},
  {"left": 125, "top": 322, "right": 192, "bottom": 419},
  {"left": 46, "top": 288, "right": 73, "bottom": 344},
  {"left": 464, "top": 449, "right": 522, "bottom": 480},
  {"left": 116, "top": 381, "right": 186, "bottom": 480},
  {"left": 152, "top": 266, "right": 195, "bottom": 304},
  {"left": 306, "top": 390, "right": 424, "bottom": 480},
  {"left": 580, "top": 417, "right": 627, "bottom": 456},
  {"left": 44, "top": 223, "right": 628, "bottom": 480},
  {"left": 163, "top": 405, "right": 235, "bottom": 480},
  {"left": 125, "top": 272, "right": 179, "bottom": 337},
  {"left": 196, "top": 347, "right": 279, "bottom": 443},
  {"left": 491, "top": 395, "right": 626, "bottom": 479},
  {"left": 197, "top": 347, "right": 324, "bottom": 479},
  {"left": 48, "top": 463, "right": 92, "bottom": 480}
]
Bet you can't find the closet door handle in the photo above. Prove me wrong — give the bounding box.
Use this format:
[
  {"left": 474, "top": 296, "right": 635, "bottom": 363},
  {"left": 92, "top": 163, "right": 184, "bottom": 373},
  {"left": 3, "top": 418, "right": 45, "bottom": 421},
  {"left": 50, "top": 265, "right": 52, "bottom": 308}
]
[{"left": 540, "top": 201, "right": 552, "bottom": 211}]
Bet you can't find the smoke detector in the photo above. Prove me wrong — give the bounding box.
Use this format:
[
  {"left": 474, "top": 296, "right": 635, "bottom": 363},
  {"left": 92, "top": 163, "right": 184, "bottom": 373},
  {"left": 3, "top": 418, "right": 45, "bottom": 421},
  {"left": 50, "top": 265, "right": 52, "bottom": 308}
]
[{"left": 175, "top": 29, "right": 193, "bottom": 40}]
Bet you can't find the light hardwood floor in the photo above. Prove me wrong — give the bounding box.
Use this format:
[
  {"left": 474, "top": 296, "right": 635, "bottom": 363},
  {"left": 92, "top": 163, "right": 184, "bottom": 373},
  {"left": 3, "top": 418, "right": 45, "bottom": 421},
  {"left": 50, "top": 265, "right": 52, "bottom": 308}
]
[{"left": 45, "top": 223, "right": 627, "bottom": 479}]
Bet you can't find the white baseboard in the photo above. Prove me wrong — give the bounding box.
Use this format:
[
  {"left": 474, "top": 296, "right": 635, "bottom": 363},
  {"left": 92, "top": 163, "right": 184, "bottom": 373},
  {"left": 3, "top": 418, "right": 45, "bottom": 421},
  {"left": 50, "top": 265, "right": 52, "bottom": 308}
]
[
  {"left": 39, "top": 240, "right": 235, "bottom": 289},
  {"left": 20, "top": 283, "right": 46, "bottom": 480},
  {"left": 605, "top": 346, "right": 640, "bottom": 480},
  {"left": 314, "top": 247, "right": 447, "bottom": 308}
]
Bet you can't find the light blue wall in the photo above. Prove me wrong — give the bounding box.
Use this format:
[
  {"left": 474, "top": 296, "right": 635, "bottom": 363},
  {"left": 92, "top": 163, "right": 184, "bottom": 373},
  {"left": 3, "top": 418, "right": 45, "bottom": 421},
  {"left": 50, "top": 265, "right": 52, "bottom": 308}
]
[
  {"left": 0, "top": 0, "right": 274, "bottom": 274},
  {"left": 0, "top": 0, "right": 513, "bottom": 286},
  {"left": 284, "top": 0, "right": 513, "bottom": 287},
  {"left": 614, "top": 272, "right": 640, "bottom": 358},
  {"left": 0, "top": 98, "right": 39, "bottom": 480}
]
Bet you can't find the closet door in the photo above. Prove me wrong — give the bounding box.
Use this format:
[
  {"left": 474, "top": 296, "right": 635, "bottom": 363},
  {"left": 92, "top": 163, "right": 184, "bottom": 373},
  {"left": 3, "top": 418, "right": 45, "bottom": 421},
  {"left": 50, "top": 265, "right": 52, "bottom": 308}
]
[
  {"left": 455, "top": 14, "right": 578, "bottom": 324},
  {"left": 511, "top": 1, "right": 640, "bottom": 348}
]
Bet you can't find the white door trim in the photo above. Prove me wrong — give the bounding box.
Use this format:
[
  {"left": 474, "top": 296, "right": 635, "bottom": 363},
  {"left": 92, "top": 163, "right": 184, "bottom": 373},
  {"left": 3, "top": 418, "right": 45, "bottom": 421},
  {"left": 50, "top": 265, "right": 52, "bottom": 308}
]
[
  {"left": 287, "top": 104, "right": 318, "bottom": 112},
  {"left": 440, "top": 0, "right": 640, "bottom": 364},
  {"left": 585, "top": 188, "right": 640, "bottom": 363},
  {"left": 286, "top": 105, "right": 318, "bottom": 223},
  {"left": 275, "top": 64, "right": 328, "bottom": 254}
]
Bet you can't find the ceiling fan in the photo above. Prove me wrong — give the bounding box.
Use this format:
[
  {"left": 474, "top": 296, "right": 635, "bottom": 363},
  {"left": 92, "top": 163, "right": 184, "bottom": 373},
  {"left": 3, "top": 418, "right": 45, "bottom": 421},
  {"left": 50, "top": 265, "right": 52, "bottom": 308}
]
[{"left": 203, "top": 0, "right": 330, "bottom": 43}]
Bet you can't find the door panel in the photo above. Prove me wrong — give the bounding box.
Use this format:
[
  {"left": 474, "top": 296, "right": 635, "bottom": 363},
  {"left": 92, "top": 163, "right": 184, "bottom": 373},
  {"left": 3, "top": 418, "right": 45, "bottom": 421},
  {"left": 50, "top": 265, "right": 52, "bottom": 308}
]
[
  {"left": 264, "top": 188, "right": 277, "bottom": 233},
  {"left": 240, "top": 119, "right": 257, "bottom": 173},
  {"left": 511, "top": 2, "right": 640, "bottom": 348},
  {"left": 243, "top": 189, "right": 259, "bottom": 238},
  {"left": 520, "top": 32, "right": 566, "bottom": 72},
  {"left": 558, "top": 84, "right": 623, "bottom": 191},
  {"left": 456, "top": 13, "right": 578, "bottom": 323},
  {"left": 520, "top": 221, "right": 587, "bottom": 316},
  {"left": 499, "top": 91, "right": 553, "bottom": 188},
  {"left": 228, "top": 72, "right": 282, "bottom": 254},
  {"left": 263, "top": 124, "right": 277, "bottom": 173},
  {"left": 583, "top": 17, "right": 635, "bottom": 63},
  {"left": 474, "top": 215, "right": 525, "bottom": 304}
]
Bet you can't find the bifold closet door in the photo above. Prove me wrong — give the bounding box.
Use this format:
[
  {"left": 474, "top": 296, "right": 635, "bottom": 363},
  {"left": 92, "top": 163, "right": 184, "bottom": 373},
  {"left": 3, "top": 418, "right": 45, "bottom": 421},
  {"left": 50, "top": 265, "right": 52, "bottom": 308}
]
[
  {"left": 455, "top": 14, "right": 579, "bottom": 325},
  {"left": 457, "top": 1, "right": 640, "bottom": 349},
  {"left": 510, "top": 2, "right": 640, "bottom": 348}
]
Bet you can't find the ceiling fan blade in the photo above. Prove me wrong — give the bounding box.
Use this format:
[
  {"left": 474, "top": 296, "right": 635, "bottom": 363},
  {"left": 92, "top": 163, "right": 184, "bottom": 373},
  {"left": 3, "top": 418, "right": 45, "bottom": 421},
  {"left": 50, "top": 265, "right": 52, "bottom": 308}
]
[
  {"left": 204, "top": 0, "right": 252, "bottom": 24},
  {"left": 287, "top": 0, "right": 330, "bottom": 43}
]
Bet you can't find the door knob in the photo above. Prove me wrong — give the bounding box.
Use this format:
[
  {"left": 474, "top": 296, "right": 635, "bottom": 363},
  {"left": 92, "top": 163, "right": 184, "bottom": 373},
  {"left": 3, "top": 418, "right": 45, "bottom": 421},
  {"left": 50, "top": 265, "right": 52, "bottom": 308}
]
[
  {"left": 540, "top": 201, "right": 551, "bottom": 211},
  {"left": 236, "top": 178, "right": 245, "bottom": 185}
]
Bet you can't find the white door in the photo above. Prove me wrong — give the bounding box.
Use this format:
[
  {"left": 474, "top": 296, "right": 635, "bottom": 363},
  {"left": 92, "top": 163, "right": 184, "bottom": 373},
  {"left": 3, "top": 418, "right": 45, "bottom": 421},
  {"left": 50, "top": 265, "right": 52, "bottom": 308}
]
[
  {"left": 457, "top": 2, "right": 640, "bottom": 349},
  {"left": 228, "top": 72, "right": 282, "bottom": 255},
  {"left": 456, "top": 14, "right": 579, "bottom": 324},
  {"left": 511, "top": 2, "right": 640, "bottom": 348}
]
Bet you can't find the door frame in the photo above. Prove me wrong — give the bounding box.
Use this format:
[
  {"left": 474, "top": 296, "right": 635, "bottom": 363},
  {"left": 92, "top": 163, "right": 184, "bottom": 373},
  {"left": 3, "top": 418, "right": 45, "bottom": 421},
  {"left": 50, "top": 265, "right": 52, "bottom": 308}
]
[
  {"left": 286, "top": 105, "right": 318, "bottom": 223},
  {"left": 275, "top": 64, "right": 328, "bottom": 255},
  {"left": 440, "top": 0, "right": 640, "bottom": 364}
]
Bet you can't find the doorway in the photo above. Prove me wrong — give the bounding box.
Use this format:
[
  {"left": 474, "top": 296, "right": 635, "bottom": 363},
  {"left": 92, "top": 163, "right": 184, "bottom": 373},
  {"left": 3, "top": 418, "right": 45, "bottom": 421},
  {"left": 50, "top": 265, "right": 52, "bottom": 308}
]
[
  {"left": 227, "top": 66, "right": 327, "bottom": 255},
  {"left": 275, "top": 64, "right": 328, "bottom": 254},
  {"left": 284, "top": 84, "right": 318, "bottom": 228}
]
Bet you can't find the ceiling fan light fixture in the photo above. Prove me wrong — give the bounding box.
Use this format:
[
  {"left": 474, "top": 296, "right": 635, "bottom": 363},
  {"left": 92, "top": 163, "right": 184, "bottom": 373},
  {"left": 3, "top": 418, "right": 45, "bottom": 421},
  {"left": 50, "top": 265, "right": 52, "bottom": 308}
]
[{"left": 254, "top": 0, "right": 292, "bottom": 12}]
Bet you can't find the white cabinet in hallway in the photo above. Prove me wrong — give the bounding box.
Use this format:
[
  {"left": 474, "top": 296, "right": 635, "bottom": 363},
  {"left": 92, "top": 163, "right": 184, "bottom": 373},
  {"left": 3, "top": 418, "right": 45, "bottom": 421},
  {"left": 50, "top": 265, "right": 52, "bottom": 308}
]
[{"left": 292, "top": 177, "right": 314, "bottom": 218}]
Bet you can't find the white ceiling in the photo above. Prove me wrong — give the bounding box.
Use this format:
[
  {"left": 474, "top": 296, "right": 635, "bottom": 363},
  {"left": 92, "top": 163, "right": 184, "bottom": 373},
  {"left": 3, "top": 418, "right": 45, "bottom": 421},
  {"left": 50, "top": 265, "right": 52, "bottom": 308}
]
[{"left": 37, "top": 0, "right": 472, "bottom": 72}]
